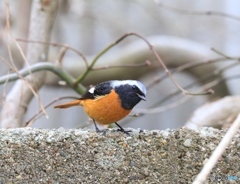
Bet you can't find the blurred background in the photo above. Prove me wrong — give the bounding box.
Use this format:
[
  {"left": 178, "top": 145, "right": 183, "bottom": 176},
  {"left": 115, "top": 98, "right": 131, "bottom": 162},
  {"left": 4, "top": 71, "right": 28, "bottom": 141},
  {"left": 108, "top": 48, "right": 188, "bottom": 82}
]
[{"left": 1, "top": 0, "right": 240, "bottom": 130}]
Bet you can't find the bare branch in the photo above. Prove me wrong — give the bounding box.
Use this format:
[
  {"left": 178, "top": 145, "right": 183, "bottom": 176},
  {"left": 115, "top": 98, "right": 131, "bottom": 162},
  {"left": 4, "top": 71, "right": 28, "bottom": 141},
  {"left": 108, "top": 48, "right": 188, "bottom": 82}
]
[
  {"left": 92, "top": 60, "right": 151, "bottom": 70},
  {"left": 133, "top": 96, "right": 191, "bottom": 115},
  {"left": 211, "top": 48, "right": 235, "bottom": 59},
  {"left": 124, "top": 32, "right": 213, "bottom": 95},
  {"left": 0, "top": 61, "right": 86, "bottom": 94},
  {"left": 1, "top": 0, "right": 58, "bottom": 128},
  {"left": 3, "top": 0, "right": 49, "bottom": 124},
  {"left": 147, "top": 57, "right": 238, "bottom": 89},
  {"left": 154, "top": 1, "right": 240, "bottom": 22},
  {"left": 75, "top": 32, "right": 213, "bottom": 95},
  {"left": 16, "top": 38, "right": 89, "bottom": 68},
  {"left": 131, "top": 74, "right": 240, "bottom": 117},
  {"left": 193, "top": 114, "right": 240, "bottom": 184},
  {"left": 25, "top": 96, "right": 79, "bottom": 127}
]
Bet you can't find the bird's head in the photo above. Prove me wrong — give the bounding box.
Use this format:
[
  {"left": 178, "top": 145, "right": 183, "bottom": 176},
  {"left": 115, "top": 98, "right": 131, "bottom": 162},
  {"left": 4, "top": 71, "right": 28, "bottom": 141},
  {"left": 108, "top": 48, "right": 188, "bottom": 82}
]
[{"left": 111, "top": 80, "right": 146, "bottom": 110}]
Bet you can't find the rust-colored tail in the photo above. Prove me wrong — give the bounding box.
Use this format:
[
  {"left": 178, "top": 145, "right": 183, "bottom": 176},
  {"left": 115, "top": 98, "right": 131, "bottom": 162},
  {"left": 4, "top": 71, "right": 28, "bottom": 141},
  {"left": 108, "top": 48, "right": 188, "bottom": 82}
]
[{"left": 54, "top": 100, "right": 82, "bottom": 109}]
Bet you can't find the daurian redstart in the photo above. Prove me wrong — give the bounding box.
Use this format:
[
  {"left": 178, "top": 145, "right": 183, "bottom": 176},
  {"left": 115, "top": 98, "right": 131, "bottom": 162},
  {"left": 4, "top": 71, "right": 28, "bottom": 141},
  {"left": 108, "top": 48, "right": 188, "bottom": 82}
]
[{"left": 54, "top": 80, "right": 146, "bottom": 134}]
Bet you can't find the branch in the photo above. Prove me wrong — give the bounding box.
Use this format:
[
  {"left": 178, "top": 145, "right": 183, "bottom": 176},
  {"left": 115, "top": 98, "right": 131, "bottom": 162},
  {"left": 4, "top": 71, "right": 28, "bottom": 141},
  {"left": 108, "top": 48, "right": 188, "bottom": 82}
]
[
  {"left": 0, "top": 62, "right": 86, "bottom": 94},
  {"left": 0, "top": 0, "right": 58, "bottom": 128},
  {"left": 73, "top": 34, "right": 134, "bottom": 85},
  {"left": 75, "top": 32, "right": 213, "bottom": 95},
  {"left": 92, "top": 60, "right": 151, "bottom": 70},
  {"left": 193, "top": 114, "right": 240, "bottom": 184},
  {"left": 124, "top": 32, "right": 213, "bottom": 95},
  {"left": 25, "top": 96, "right": 79, "bottom": 127},
  {"left": 16, "top": 38, "right": 89, "bottom": 68},
  {"left": 155, "top": 1, "right": 240, "bottom": 22},
  {"left": 147, "top": 57, "right": 238, "bottom": 89},
  {"left": 122, "top": 74, "right": 240, "bottom": 130}
]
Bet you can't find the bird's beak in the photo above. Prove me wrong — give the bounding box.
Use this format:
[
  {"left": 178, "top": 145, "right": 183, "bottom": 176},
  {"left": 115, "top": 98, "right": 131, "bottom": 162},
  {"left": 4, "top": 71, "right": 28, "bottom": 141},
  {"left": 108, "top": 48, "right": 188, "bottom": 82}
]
[{"left": 137, "top": 93, "right": 146, "bottom": 101}]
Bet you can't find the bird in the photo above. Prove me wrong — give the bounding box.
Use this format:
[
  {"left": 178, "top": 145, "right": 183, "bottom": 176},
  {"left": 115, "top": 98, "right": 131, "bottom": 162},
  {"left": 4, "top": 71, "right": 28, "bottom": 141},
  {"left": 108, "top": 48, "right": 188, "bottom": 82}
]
[{"left": 54, "top": 80, "right": 146, "bottom": 134}]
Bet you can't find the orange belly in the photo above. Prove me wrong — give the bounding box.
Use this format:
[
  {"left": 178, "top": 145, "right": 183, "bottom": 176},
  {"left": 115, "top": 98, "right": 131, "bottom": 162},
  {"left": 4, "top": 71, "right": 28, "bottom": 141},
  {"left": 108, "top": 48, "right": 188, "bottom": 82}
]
[{"left": 81, "top": 90, "right": 131, "bottom": 125}]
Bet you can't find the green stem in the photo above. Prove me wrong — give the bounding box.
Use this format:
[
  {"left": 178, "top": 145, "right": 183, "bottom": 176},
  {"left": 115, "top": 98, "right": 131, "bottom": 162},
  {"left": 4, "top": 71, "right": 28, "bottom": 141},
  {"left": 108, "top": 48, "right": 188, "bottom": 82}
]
[
  {"left": 74, "top": 42, "right": 117, "bottom": 85},
  {"left": 0, "top": 62, "right": 86, "bottom": 94}
]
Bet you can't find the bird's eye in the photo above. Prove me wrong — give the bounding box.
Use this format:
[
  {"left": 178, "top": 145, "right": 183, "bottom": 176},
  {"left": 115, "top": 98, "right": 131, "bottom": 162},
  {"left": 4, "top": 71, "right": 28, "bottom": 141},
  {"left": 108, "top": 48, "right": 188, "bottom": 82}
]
[{"left": 132, "top": 85, "right": 137, "bottom": 90}]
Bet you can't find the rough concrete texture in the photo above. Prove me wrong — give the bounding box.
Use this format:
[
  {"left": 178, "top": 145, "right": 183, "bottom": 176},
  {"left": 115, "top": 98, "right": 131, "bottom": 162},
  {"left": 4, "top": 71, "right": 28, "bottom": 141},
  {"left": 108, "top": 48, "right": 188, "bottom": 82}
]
[{"left": 0, "top": 127, "right": 239, "bottom": 184}]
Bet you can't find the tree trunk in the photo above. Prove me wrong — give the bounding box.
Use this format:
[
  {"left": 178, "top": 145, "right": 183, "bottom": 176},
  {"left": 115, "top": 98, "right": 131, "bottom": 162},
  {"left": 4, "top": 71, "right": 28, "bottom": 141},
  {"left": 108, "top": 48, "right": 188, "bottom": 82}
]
[{"left": 0, "top": 0, "right": 58, "bottom": 128}]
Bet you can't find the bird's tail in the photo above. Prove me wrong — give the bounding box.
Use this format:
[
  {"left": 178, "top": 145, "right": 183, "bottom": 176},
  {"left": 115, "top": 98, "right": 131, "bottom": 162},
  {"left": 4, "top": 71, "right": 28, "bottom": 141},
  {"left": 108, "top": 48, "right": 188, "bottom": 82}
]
[{"left": 54, "top": 100, "right": 82, "bottom": 109}]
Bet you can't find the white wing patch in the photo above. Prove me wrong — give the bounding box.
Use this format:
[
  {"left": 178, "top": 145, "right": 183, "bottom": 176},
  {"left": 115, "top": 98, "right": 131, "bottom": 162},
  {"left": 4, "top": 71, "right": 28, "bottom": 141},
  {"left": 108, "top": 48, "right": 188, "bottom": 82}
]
[{"left": 88, "top": 87, "right": 95, "bottom": 94}]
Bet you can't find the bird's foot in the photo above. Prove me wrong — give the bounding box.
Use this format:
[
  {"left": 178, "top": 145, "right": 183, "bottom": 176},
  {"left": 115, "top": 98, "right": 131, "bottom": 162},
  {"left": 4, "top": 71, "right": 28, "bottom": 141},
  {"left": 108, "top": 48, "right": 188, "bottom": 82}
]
[
  {"left": 95, "top": 127, "right": 107, "bottom": 135},
  {"left": 117, "top": 128, "right": 132, "bottom": 135},
  {"left": 115, "top": 122, "right": 132, "bottom": 135}
]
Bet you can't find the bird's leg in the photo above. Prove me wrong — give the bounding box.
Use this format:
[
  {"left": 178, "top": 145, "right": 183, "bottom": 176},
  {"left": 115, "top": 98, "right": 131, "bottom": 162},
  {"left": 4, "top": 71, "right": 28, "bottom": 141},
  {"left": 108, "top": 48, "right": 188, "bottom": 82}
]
[
  {"left": 93, "top": 119, "right": 101, "bottom": 132},
  {"left": 115, "top": 122, "right": 132, "bottom": 135},
  {"left": 93, "top": 119, "right": 106, "bottom": 134}
]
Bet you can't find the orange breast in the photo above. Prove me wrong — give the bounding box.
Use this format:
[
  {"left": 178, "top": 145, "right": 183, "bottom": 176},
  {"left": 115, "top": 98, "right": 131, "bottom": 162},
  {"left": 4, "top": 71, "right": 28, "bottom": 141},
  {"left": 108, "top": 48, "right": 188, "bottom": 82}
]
[{"left": 81, "top": 90, "right": 131, "bottom": 125}]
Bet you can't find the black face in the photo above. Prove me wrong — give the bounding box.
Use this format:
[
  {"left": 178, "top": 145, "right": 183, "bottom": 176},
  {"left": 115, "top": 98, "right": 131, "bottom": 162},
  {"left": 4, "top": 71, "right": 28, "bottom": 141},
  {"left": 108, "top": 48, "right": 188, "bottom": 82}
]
[{"left": 115, "top": 84, "right": 145, "bottom": 110}]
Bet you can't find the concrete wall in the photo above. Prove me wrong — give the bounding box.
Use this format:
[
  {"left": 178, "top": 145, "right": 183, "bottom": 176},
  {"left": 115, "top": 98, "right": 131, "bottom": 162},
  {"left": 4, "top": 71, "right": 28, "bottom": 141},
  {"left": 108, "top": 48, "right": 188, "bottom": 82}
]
[{"left": 0, "top": 127, "right": 239, "bottom": 183}]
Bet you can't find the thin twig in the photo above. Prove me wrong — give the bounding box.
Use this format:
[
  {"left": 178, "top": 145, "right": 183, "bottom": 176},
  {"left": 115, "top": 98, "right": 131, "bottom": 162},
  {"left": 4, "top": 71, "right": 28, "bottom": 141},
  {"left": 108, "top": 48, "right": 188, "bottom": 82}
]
[
  {"left": 147, "top": 60, "right": 240, "bottom": 107},
  {"left": 133, "top": 96, "right": 191, "bottom": 115},
  {"left": 211, "top": 48, "right": 235, "bottom": 59},
  {"left": 25, "top": 96, "right": 79, "bottom": 127},
  {"left": 126, "top": 32, "right": 213, "bottom": 95},
  {"left": 193, "top": 114, "right": 240, "bottom": 184},
  {"left": 75, "top": 32, "right": 213, "bottom": 95},
  {"left": 213, "top": 61, "right": 240, "bottom": 75},
  {"left": 154, "top": 1, "right": 240, "bottom": 22},
  {"left": 4, "top": 0, "right": 48, "bottom": 118},
  {"left": 132, "top": 74, "right": 240, "bottom": 116},
  {"left": 92, "top": 60, "right": 151, "bottom": 70},
  {"left": 147, "top": 57, "right": 237, "bottom": 89},
  {"left": 118, "top": 74, "right": 240, "bottom": 130},
  {"left": 57, "top": 46, "right": 68, "bottom": 66},
  {"left": 16, "top": 38, "right": 89, "bottom": 68},
  {"left": 73, "top": 34, "right": 135, "bottom": 85}
]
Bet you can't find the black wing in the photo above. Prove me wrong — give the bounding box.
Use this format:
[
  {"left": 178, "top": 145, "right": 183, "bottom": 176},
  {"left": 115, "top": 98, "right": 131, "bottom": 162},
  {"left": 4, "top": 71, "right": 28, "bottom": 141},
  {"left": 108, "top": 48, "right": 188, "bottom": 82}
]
[
  {"left": 80, "top": 81, "right": 112, "bottom": 100},
  {"left": 80, "top": 91, "right": 94, "bottom": 100}
]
